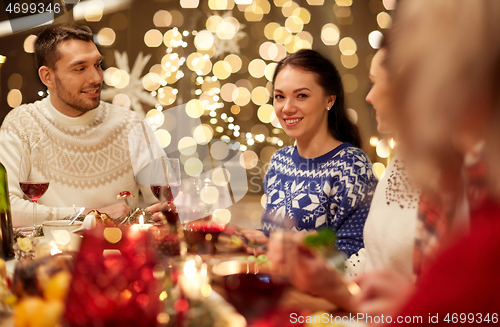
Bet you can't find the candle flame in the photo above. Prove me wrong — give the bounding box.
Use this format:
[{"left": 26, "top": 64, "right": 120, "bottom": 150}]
[
  {"left": 50, "top": 244, "right": 62, "bottom": 256},
  {"left": 139, "top": 214, "right": 144, "bottom": 225}
]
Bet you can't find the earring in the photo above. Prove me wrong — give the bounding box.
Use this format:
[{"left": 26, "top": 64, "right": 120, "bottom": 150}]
[{"left": 326, "top": 107, "right": 331, "bottom": 111}]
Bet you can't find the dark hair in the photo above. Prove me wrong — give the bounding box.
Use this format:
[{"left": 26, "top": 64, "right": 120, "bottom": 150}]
[
  {"left": 34, "top": 23, "right": 94, "bottom": 70},
  {"left": 272, "top": 49, "right": 362, "bottom": 148}
]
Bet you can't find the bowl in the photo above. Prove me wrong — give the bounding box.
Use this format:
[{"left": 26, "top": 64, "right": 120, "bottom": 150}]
[{"left": 42, "top": 220, "right": 83, "bottom": 238}]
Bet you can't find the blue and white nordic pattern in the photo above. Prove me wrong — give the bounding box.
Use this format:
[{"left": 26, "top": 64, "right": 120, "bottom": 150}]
[{"left": 261, "top": 143, "right": 378, "bottom": 257}]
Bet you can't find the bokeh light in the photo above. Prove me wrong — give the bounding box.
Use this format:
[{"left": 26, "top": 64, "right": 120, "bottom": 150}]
[
  {"left": 7, "top": 89, "right": 22, "bottom": 108},
  {"left": 194, "top": 30, "right": 215, "bottom": 50},
  {"left": 179, "top": 137, "right": 198, "bottom": 156},
  {"left": 153, "top": 10, "right": 172, "bottom": 27},
  {"left": 157, "top": 86, "right": 176, "bottom": 105},
  {"left": 213, "top": 60, "right": 232, "bottom": 80},
  {"left": 97, "top": 28, "right": 116, "bottom": 46},
  {"left": 239, "top": 151, "right": 259, "bottom": 169},
  {"left": 221, "top": 83, "right": 237, "bottom": 102},
  {"left": 321, "top": 24, "right": 340, "bottom": 46},
  {"left": 377, "top": 12, "right": 392, "bottom": 29},
  {"left": 180, "top": 0, "right": 199, "bottom": 8},
  {"left": 232, "top": 87, "right": 251, "bottom": 106},
  {"left": 251, "top": 86, "right": 270, "bottom": 105},
  {"left": 248, "top": 59, "right": 267, "bottom": 78},
  {"left": 370, "top": 136, "right": 380, "bottom": 147},
  {"left": 341, "top": 54, "right": 358, "bottom": 69},
  {"left": 84, "top": 3, "right": 103, "bottom": 22},
  {"left": 372, "top": 162, "right": 386, "bottom": 179},
  {"left": 376, "top": 139, "right": 391, "bottom": 158},
  {"left": 369, "top": 30, "right": 384, "bottom": 49},
  {"left": 146, "top": 109, "right": 165, "bottom": 128},
  {"left": 193, "top": 124, "right": 213, "bottom": 144},
  {"left": 339, "top": 37, "right": 357, "bottom": 55},
  {"left": 212, "top": 209, "right": 231, "bottom": 225},
  {"left": 335, "top": 0, "right": 352, "bottom": 6},
  {"left": 144, "top": 29, "right": 163, "bottom": 47},
  {"left": 184, "top": 158, "right": 203, "bottom": 176},
  {"left": 257, "top": 104, "right": 274, "bottom": 123},
  {"left": 347, "top": 108, "right": 358, "bottom": 124},
  {"left": 210, "top": 141, "right": 230, "bottom": 160},
  {"left": 383, "top": 0, "right": 397, "bottom": 10},
  {"left": 23, "top": 35, "right": 36, "bottom": 53},
  {"left": 209, "top": 0, "right": 234, "bottom": 10},
  {"left": 185, "top": 99, "right": 204, "bottom": 118},
  {"left": 307, "top": 0, "right": 324, "bottom": 4},
  {"left": 264, "top": 22, "right": 280, "bottom": 40},
  {"left": 225, "top": 54, "right": 242, "bottom": 73},
  {"left": 155, "top": 129, "right": 172, "bottom": 148}
]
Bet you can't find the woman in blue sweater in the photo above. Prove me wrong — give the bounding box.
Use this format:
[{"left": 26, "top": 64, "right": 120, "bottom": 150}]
[{"left": 260, "top": 49, "right": 378, "bottom": 257}]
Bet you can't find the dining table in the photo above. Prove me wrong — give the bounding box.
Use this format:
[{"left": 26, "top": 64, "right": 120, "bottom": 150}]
[{"left": 0, "top": 232, "right": 360, "bottom": 327}]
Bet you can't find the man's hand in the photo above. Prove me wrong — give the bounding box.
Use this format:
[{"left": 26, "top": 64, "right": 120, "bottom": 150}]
[
  {"left": 145, "top": 203, "right": 162, "bottom": 222},
  {"left": 84, "top": 203, "right": 129, "bottom": 219}
]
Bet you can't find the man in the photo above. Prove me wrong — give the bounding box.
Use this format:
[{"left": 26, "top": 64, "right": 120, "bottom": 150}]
[{"left": 0, "top": 24, "right": 158, "bottom": 227}]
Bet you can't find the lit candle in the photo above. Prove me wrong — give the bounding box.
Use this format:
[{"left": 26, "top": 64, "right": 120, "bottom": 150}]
[{"left": 130, "top": 214, "right": 152, "bottom": 233}]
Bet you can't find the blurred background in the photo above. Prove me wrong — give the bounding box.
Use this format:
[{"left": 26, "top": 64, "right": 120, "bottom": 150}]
[{"left": 0, "top": 0, "right": 396, "bottom": 227}]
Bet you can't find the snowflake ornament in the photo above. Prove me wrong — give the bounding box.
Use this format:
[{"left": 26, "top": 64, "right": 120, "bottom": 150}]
[
  {"left": 212, "top": 12, "right": 247, "bottom": 58},
  {"left": 101, "top": 51, "right": 158, "bottom": 116}
]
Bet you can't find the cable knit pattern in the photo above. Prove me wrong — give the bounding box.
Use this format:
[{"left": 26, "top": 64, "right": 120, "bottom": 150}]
[
  {"left": 261, "top": 143, "right": 378, "bottom": 257},
  {"left": 0, "top": 97, "right": 156, "bottom": 227}
]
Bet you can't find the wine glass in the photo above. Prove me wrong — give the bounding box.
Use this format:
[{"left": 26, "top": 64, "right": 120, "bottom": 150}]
[
  {"left": 19, "top": 152, "right": 50, "bottom": 234},
  {"left": 150, "top": 157, "right": 182, "bottom": 228},
  {"left": 150, "top": 157, "right": 181, "bottom": 203},
  {"left": 212, "top": 258, "right": 288, "bottom": 325}
]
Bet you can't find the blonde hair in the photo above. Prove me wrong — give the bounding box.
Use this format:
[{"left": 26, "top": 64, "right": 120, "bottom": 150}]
[{"left": 389, "top": 0, "right": 500, "bottom": 194}]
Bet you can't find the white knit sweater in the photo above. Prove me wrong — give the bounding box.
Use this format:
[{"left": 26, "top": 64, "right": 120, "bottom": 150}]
[{"left": 0, "top": 97, "right": 157, "bottom": 227}]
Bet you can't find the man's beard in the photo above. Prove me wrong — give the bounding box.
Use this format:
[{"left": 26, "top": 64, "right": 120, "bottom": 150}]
[{"left": 54, "top": 75, "right": 101, "bottom": 114}]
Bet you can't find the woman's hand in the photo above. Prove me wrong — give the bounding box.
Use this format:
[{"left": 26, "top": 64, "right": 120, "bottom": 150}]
[
  {"left": 267, "top": 232, "right": 355, "bottom": 311},
  {"left": 239, "top": 229, "right": 268, "bottom": 255},
  {"left": 354, "top": 269, "right": 414, "bottom": 319}
]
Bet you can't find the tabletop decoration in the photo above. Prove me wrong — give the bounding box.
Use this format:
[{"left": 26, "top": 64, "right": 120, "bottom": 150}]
[
  {"left": 116, "top": 190, "right": 136, "bottom": 210},
  {"left": 0, "top": 258, "right": 15, "bottom": 317},
  {"left": 10, "top": 254, "right": 74, "bottom": 327},
  {"left": 156, "top": 255, "right": 222, "bottom": 327},
  {"left": 62, "top": 225, "right": 161, "bottom": 326},
  {"left": 12, "top": 230, "right": 38, "bottom": 261}
]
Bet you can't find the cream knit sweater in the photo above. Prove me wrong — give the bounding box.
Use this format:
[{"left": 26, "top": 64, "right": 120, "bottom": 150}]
[{"left": 0, "top": 97, "right": 157, "bottom": 227}]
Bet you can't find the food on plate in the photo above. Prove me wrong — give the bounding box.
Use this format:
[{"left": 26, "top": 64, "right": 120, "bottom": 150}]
[{"left": 86, "top": 209, "right": 117, "bottom": 227}]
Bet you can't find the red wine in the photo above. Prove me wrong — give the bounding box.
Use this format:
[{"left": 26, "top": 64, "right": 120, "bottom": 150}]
[
  {"left": 223, "top": 273, "right": 287, "bottom": 322},
  {"left": 150, "top": 184, "right": 179, "bottom": 202},
  {"left": 19, "top": 181, "right": 49, "bottom": 202},
  {"left": 184, "top": 222, "right": 225, "bottom": 254},
  {"left": 161, "top": 206, "right": 180, "bottom": 225}
]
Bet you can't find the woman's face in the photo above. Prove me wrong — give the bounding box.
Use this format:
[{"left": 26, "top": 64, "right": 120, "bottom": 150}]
[
  {"left": 366, "top": 50, "right": 396, "bottom": 134},
  {"left": 273, "top": 66, "right": 335, "bottom": 143}
]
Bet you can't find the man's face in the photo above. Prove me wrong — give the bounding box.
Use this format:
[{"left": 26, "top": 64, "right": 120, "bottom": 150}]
[{"left": 49, "top": 39, "right": 103, "bottom": 117}]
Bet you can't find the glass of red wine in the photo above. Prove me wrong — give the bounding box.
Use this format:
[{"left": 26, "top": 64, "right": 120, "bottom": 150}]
[
  {"left": 212, "top": 259, "right": 288, "bottom": 325},
  {"left": 150, "top": 157, "right": 182, "bottom": 227},
  {"left": 150, "top": 157, "right": 181, "bottom": 203},
  {"left": 19, "top": 153, "right": 50, "bottom": 234}
]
